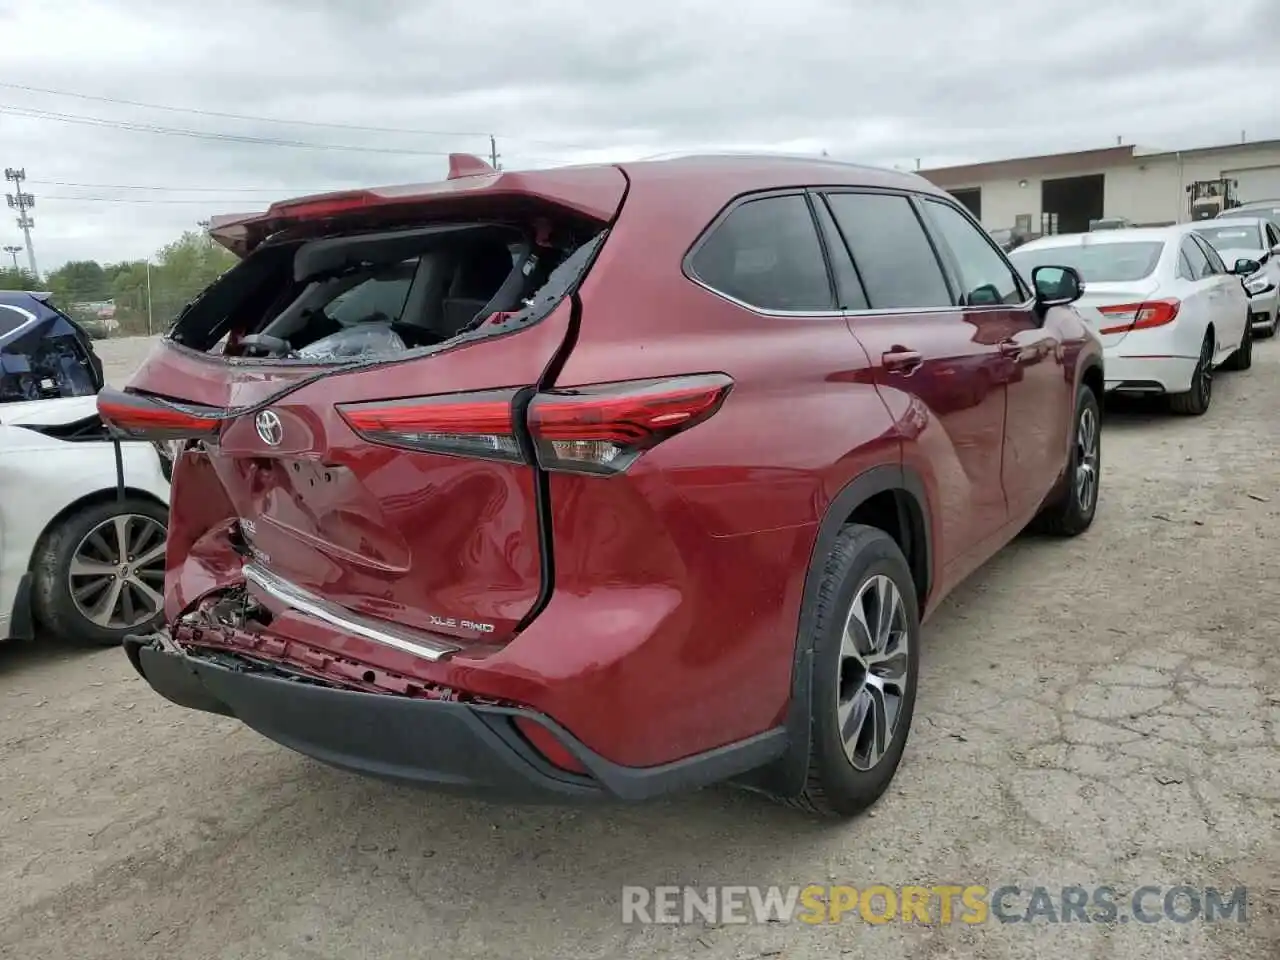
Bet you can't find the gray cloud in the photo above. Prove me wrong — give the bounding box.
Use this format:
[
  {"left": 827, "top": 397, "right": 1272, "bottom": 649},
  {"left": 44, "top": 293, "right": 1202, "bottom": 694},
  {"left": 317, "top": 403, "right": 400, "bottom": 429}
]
[{"left": 2, "top": 0, "right": 1276, "bottom": 269}]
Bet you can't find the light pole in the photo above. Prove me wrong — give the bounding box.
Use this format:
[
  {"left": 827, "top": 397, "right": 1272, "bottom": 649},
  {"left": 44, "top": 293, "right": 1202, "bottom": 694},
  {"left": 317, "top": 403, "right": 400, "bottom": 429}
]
[
  {"left": 4, "top": 168, "right": 37, "bottom": 279},
  {"left": 3, "top": 245, "right": 21, "bottom": 271}
]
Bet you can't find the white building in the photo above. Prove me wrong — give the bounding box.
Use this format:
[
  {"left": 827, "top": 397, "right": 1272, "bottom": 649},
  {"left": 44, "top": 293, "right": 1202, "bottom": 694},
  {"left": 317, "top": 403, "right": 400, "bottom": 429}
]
[{"left": 919, "top": 138, "right": 1280, "bottom": 234}]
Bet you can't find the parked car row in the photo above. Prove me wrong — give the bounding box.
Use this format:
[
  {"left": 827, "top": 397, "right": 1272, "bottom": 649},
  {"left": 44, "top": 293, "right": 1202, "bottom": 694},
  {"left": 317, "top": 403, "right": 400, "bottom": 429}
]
[
  {"left": 5, "top": 154, "right": 1257, "bottom": 821},
  {"left": 1008, "top": 219, "right": 1268, "bottom": 414}
]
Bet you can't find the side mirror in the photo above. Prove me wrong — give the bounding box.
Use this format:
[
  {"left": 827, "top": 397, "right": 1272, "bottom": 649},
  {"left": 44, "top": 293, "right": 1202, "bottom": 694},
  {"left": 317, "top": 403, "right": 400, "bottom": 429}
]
[
  {"left": 1271, "top": 243, "right": 1280, "bottom": 257},
  {"left": 1232, "top": 258, "right": 1261, "bottom": 276},
  {"left": 1032, "top": 265, "right": 1084, "bottom": 308}
]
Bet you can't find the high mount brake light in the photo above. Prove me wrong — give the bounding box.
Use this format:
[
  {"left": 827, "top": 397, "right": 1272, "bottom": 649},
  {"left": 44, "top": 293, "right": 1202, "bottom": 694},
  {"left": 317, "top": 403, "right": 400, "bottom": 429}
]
[
  {"left": 336, "top": 374, "right": 733, "bottom": 475},
  {"left": 1096, "top": 299, "right": 1180, "bottom": 335},
  {"left": 96, "top": 387, "right": 222, "bottom": 441},
  {"left": 267, "top": 191, "right": 379, "bottom": 220}
]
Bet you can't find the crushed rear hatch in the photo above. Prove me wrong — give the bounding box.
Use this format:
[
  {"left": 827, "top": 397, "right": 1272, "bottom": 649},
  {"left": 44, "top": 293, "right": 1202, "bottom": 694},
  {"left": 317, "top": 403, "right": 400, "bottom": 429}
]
[{"left": 101, "top": 159, "right": 626, "bottom": 656}]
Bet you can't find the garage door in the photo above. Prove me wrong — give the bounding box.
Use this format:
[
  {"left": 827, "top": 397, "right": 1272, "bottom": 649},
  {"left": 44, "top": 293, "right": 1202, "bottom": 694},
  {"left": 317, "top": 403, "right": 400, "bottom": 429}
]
[{"left": 1225, "top": 165, "right": 1280, "bottom": 203}]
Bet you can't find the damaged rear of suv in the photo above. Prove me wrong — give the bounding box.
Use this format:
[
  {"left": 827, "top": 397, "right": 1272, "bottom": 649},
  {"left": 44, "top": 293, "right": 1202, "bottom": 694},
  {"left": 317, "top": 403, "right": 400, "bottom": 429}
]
[
  {"left": 106, "top": 154, "right": 1099, "bottom": 815},
  {"left": 104, "top": 154, "right": 762, "bottom": 801}
]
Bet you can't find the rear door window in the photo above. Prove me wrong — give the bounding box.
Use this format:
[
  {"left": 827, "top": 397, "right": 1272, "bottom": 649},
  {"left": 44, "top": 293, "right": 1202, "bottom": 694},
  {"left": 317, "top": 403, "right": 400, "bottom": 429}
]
[
  {"left": 689, "top": 194, "right": 834, "bottom": 312},
  {"left": 919, "top": 199, "right": 1027, "bottom": 306},
  {"left": 1182, "top": 238, "right": 1212, "bottom": 280},
  {"left": 1191, "top": 234, "right": 1226, "bottom": 274},
  {"left": 823, "top": 192, "right": 954, "bottom": 310}
]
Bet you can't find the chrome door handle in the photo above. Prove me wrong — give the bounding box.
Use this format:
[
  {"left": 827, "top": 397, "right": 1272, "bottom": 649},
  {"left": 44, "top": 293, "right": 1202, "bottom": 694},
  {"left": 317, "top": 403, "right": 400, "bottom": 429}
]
[{"left": 882, "top": 348, "right": 923, "bottom": 374}]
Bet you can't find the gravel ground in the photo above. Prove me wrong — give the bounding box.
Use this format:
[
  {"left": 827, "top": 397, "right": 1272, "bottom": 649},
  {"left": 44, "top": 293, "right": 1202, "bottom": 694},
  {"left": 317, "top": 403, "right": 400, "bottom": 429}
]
[{"left": 2, "top": 335, "right": 1277, "bottom": 960}]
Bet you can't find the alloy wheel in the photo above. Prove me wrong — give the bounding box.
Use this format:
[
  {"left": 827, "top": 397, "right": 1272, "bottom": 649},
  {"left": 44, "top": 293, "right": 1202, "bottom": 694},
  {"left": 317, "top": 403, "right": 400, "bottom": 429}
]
[
  {"left": 1075, "top": 405, "right": 1099, "bottom": 514},
  {"left": 837, "top": 574, "right": 911, "bottom": 771},
  {"left": 68, "top": 513, "right": 167, "bottom": 630},
  {"left": 1197, "top": 338, "right": 1213, "bottom": 408}
]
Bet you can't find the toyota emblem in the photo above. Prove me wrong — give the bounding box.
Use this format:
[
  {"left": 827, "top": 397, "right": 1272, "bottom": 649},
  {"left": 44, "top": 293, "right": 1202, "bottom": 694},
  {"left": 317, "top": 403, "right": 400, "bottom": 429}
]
[{"left": 255, "top": 410, "right": 283, "bottom": 446}]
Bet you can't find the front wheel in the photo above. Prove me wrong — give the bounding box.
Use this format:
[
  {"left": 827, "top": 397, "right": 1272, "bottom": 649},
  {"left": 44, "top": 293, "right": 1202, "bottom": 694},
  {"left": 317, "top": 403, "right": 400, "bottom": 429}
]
[
  {"left": 781, "top": 525, "right": 920, "bottom": 818},
  {"left": 31, "top": 497, "right": 168, "bottom": 647},
  {"left": 1032, "top": 385, "right": 1101, "bottom": 537}
]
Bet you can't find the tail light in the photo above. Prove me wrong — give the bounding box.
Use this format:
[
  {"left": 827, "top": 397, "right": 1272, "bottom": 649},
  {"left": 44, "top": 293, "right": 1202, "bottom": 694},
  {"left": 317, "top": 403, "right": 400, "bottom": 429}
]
[
  {"left": 337, "top": 374, "right": 732, "bottom": 476},
  {"left": 1096, "top": 299, "right": 1180, "bottom": 335},
  {"left": 528, "top": 374, "right": 732, "bottom": 475},
  {"left": 337, "top": 388, "right": 523, "bottom": 462},
  {"left": 97, "top": 387, "right": 222, "bottom": 441}
]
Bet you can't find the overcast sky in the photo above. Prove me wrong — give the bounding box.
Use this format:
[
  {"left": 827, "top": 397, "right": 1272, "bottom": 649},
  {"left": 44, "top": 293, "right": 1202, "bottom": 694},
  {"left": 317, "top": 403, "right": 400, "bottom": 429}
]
[{"left": 2, "top": 0, "right": 1277, "bottom": 271}]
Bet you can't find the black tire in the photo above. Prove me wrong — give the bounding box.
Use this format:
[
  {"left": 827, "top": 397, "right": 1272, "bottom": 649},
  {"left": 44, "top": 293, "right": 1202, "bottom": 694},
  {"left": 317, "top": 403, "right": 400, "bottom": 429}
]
[
  {"left": 781, "top": 525, "right": 920, "bottom": 818},
  {"left": 1222, "top": 316, "right": 1252, "bottom": 371},
  {"left": 31, "top": 497, "right": 168, "bottom": 648},
  {"left": 1032, "top": 385, "right": 1101, "bottom": 537},
  {"left": 1168, "top": 333, "right": 1214, "bottom": 416}
]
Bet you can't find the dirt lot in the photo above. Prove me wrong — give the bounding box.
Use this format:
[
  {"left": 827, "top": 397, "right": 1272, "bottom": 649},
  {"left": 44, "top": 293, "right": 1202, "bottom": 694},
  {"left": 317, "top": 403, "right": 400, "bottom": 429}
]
[{"left": 3, "top": 336, "right": 1277, "bottom": 959}]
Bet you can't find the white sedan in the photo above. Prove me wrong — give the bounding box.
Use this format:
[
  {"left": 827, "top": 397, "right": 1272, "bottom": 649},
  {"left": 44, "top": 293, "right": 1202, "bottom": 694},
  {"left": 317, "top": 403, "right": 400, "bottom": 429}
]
[
  {"left": 1010, "top": 225, "right": 1253, "bottom": 415},
  {"left": 1190, "top": 217, "right": 1280, "bottom": 337},
  {"left": 0, "top": 395, "right": 172, "bottom": 647}
]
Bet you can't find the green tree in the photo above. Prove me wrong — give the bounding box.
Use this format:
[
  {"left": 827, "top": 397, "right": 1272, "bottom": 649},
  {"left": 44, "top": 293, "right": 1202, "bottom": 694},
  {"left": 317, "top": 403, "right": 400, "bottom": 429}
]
[
  {"left": 148, "top": 231, "right": 237, "bottom": 329},
  {"left": 0, "top": 267, "right": 40, "bottom": 291},
  {"left": 46, "top": 259, "right": 110, "bottom": 304}
]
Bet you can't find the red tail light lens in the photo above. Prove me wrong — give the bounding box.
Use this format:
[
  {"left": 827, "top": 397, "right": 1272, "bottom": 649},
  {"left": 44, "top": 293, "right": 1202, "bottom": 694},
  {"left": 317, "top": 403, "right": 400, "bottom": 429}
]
[
  {"left": 337, "top": 388, "right": 522, "bottom": 462},
  {"left": 1096, "top": 299, "right": 1180, "bottom": 335},
  {"left": 336, "top": 375, "right": 732, "bottom": 473},
  {"left": 529, "top": 374, "right": 733, "bottom": 475},
  {"left": 97, "top": 387, "right": 222, "bottom": 441}
]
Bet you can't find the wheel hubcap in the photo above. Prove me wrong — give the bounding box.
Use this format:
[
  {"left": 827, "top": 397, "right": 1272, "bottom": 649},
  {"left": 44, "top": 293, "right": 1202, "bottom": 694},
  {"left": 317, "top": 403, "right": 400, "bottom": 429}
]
[
  {"left": 837, "top": 575, "right": 910, "bottom": 771},
  {"left": 1075, "top": 406, "right": 1099, "bottom": 513},
  {"left": 69, "top": 514, "right": 167, "bottom": 630}
]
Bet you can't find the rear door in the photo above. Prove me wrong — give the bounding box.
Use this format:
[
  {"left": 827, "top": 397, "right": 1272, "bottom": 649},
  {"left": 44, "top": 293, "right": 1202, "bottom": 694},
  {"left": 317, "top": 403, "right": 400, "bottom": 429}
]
[
  {"left": 103, "top": 182, "right": 624, "bottom": 645},
  {"left": 821, "top": 189, "right": 1010, "bottom": 575},
  {"left": 1189, "top": 233, "right": 1246, "bottom": 360},
  {"left": 916, "top": 197, "right": 1070, "bottom": 520}
]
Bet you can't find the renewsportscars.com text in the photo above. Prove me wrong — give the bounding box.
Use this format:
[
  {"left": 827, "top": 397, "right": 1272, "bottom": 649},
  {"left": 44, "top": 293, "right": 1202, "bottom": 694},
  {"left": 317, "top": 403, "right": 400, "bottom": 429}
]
[{"left": 621, "top": 884, "right": 1249, "bottom": 926}]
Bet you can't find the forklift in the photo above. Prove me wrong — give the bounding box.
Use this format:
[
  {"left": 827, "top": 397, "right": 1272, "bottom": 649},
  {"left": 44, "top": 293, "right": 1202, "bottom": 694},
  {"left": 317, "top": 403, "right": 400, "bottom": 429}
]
[{"left": 1187, "top": 178, "right": 1240, "bottom": 220}]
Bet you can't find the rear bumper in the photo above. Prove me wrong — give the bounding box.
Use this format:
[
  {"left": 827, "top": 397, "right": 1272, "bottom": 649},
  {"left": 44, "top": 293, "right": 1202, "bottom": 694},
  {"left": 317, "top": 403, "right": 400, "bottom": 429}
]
[
  {"left": 123, "top": 635, "right": 786, "bottom": 802},
  {"left": 1103, "top": 354, "right": 1198, "bottom": 394}
]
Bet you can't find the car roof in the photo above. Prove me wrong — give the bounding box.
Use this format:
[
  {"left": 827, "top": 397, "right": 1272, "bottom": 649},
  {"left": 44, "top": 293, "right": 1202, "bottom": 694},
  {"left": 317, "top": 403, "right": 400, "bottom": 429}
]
[
  {"left": 1197, "top": 217, "right": 1266, "bottom": 228},
  {"left": 1013, "top": 227, "right": 1178, "bottom": 251},
  {"left": 212, "top": 153, "right": 952, "bottom": 257},
  {"left": 615, "top": 153, "right": 947, "bottom": 195},
  {"left": 0, "top": 290, "right": 51, "bottom": 304}
]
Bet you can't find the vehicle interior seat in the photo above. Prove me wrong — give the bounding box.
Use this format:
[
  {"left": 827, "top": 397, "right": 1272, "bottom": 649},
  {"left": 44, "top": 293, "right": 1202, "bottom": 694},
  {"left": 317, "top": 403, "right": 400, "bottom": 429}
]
[{"left": 437, "top": 241, "right": 520, "bottom": 338}]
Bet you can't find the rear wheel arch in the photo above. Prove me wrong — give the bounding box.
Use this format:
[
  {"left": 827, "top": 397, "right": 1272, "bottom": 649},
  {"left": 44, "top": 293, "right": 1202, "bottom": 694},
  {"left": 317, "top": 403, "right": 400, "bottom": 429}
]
[{"left": 741, "top": 464, "right": 932, "bottom": 800}]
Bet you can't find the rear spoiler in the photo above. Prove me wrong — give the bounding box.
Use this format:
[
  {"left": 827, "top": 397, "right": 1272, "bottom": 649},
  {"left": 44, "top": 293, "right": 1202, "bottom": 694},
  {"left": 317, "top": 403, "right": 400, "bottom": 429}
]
[
  {"left": 204, "top": 154, "right": 623, "bottom": 259},
  {"left": 207, "top": 212, "right": 267, "bottom": 259}
]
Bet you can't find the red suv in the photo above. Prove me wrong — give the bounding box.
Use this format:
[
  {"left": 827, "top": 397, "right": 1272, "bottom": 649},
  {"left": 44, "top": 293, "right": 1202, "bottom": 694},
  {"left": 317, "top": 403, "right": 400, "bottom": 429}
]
[{"left": 102, "top": 154, "right": 1102, "bottom": 817}]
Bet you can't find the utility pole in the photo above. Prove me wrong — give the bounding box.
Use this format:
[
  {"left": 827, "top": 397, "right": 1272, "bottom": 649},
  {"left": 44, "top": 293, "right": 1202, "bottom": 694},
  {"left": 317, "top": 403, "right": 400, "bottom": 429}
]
[
  {"left": 3, "top": 245, "right": 21, "bottom": 270},
  {"left": 4, "top": 168, "right": 37, "bottom": 280},
  {"left": 489, "top": 135, "right": 501, "bottom": 171},
  {"left": 145, "top": 260, "right": 153, "bottom": 336}
]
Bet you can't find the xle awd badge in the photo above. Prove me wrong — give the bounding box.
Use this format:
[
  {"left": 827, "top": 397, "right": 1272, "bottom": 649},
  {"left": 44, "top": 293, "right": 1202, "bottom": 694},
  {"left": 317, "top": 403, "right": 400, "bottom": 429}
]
[{"left": 255, "top": 410, "right": 283, "bottom": 446}]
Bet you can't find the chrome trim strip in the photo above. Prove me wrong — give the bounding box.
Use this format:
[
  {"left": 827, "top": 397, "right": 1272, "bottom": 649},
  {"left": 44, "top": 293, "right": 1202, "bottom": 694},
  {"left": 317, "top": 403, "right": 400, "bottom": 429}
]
[{"left": 243, "top": 563, "right": 461, "bottom": 661}]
